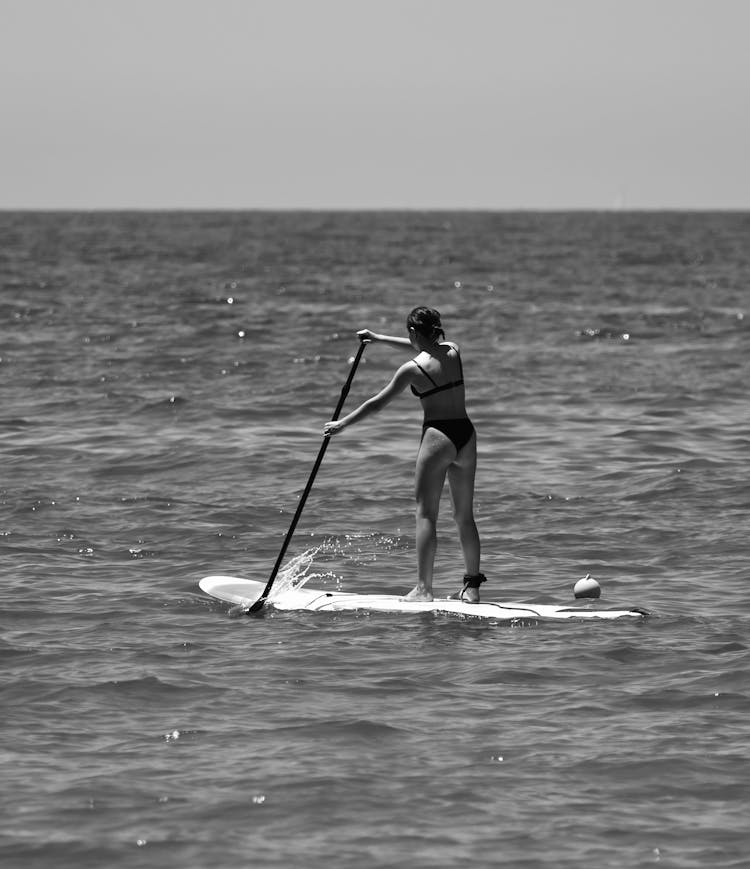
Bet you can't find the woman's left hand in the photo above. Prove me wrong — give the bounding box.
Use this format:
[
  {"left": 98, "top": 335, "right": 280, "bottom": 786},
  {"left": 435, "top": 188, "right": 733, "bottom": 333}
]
[{"left": 324, "top": 420, "right": 343, "bottom": 437}]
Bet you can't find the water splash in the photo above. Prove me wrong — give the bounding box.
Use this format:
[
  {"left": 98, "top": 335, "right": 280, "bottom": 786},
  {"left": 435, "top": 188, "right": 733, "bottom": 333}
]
[
  {"left": 265, "top": 533, "right": 410, "bottom": 605},
  {"left": 266, "top": 545, "right": 341, "bottom": 604}
]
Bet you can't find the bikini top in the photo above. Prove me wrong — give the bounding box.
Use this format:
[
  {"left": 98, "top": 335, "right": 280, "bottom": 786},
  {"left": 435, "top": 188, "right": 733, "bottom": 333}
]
[{"left": 410, "top": 349, "right": 464, "bottom": 400}]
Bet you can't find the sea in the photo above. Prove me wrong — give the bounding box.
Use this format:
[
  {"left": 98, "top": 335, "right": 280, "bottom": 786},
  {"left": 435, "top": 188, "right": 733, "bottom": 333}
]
[{"left": 1, "top": 210, "right": 749, "bottom": 869}]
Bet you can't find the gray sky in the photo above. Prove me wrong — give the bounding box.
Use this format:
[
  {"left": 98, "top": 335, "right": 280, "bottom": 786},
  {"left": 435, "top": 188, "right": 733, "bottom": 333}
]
[{"left": 2, "top": 0, "right": 748, "bottom": 209}]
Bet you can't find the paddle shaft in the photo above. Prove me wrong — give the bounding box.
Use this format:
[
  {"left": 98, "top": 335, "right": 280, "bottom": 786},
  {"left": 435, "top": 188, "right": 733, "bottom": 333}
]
[{"left": 247, "top": 340, "right": 367, "bottom": 612}]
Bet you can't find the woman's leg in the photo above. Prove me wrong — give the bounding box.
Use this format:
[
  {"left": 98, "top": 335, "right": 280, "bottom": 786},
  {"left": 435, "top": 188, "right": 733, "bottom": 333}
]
[
  {"left": 447, "top": 433, "right": 482, "bottom": 600},
  {"left": 401, "top": 429, "right": 456, "bottom": 601}
]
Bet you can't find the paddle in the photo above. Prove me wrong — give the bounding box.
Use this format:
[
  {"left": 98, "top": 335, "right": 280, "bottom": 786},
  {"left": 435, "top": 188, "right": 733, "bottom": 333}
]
[{"left": 241, "top": 339, "right": 368, "bottom": 614}]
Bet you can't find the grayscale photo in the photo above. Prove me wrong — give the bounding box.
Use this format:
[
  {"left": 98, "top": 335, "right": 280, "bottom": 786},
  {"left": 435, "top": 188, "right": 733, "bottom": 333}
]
[{"left": 2, "top": 1, "right": 748, "bottom": 867}]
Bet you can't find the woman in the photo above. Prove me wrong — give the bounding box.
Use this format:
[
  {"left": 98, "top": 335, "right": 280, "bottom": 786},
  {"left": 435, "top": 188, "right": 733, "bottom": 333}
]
[{"left": 324, "top": 306, "right": 485, "bottom": 602}]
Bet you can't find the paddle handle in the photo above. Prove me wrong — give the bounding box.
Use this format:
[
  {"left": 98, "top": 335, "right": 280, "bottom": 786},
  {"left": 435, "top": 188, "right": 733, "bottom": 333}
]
[{"left": 247, "top": 340, "right": 367, "bottom": 612}]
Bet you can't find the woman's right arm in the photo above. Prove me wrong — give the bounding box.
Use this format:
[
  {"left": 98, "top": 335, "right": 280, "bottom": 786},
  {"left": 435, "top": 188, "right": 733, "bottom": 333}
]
[{"left": 357, "top": 328, "right": 411, "bottom": 349}]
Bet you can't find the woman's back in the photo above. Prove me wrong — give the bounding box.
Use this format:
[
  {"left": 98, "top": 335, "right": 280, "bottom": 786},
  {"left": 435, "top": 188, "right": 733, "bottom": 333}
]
[{"left": 410, "top": 341, "right": 468, "bottom": 420}]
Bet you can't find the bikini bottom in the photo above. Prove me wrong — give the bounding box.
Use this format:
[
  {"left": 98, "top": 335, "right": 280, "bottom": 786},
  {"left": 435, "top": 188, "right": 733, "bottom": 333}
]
[{"left": 422, "top": 418, "right": 475, "bottom": 452}]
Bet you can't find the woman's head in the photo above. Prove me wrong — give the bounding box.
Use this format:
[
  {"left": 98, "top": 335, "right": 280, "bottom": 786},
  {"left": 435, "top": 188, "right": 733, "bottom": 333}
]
[{"left": 407, "top": 307, "right": 445, "bottom": 342}]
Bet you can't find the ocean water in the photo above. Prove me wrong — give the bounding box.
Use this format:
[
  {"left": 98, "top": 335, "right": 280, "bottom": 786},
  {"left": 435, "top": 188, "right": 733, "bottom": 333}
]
[{"left": 1, "top": 210, "right": 749, "bottom": 869}]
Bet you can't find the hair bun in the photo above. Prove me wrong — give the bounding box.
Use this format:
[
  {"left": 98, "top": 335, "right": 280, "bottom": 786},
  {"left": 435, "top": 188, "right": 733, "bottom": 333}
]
[{"left": 407, "top": 306, "right": 444, "bottom": 339}]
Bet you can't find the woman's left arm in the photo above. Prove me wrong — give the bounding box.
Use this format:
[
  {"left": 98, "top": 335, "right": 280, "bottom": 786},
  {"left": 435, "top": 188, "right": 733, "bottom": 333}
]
[{"left": 324, "top": 362, "right": 414, "bottom": 436}]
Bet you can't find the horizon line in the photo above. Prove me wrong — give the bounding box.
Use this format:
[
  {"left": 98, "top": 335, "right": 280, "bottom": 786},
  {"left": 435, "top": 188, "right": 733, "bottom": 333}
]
[{"left": 2, "top": 205, "right": 749, "bottom": 214}]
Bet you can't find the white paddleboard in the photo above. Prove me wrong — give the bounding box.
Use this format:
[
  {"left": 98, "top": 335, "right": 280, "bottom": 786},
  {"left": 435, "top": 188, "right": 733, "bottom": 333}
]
[{"left": 199, "top": 575, "right": 649, "bottom": 621}]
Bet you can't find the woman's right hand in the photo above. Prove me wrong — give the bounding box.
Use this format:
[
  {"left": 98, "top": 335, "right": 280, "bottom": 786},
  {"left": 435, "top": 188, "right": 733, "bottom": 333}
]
[{"left": 357, "top": 329, "right": 376, "bottom": 343}]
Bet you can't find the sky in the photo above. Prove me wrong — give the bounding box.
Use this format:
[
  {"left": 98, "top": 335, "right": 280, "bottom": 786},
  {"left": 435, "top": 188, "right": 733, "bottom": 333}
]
[{"left": 2, "top": 0, "right": 749, "bottom": 209}]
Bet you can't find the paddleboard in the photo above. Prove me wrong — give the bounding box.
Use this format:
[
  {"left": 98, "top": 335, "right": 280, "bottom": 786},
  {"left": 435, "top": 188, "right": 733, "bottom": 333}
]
[{"left": 199, "top": 576, "right": 649, "bottom": 621}]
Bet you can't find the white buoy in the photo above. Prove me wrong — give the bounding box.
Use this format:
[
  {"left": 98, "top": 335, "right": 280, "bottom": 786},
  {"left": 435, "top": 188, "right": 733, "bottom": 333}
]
[{"left": 574, "top": 574, "right": 601, "bottom": 599}]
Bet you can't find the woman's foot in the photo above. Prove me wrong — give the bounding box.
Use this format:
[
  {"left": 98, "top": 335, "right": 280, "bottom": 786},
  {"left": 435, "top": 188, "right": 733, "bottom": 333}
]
[
  {"left": 451, "top": 585, "right": 480, "bottom": 603},
  {"left": 401, "top": 584, "right": 434, "bottom": 602},
  {"left": 449, "top": 573, "right": 487, "bottom": 604}
]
